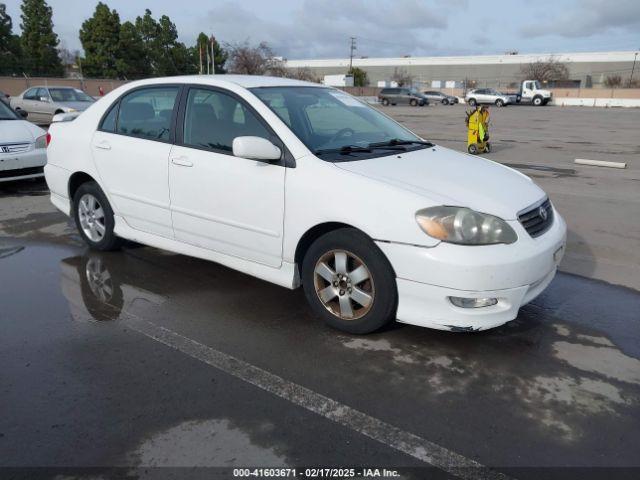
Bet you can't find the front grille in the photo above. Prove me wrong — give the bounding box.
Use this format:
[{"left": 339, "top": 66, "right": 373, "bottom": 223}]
[
  {"left": 518, "top": 198, "right": 554, "bottom": 238},
  {"left": 0, "top": 143, "right": 31, "bottom": 154},
  {"left": 0, "top": 166, "right": 44, "bottom": 179}
]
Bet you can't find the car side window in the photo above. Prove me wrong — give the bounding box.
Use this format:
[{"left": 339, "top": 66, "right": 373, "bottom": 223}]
[
  {"left": 23, "top": 88, "right": 38, "bottom": 100},
  {"left": 116, "top": 86, "right": 179, "bottom": 141},
  {"left": 183, "top": 87, "right": 272, "bottom": 154},
  {"left": 36, "top": 88, "right": 49, "bottom": 100},
  {"left": 100, "top": 102, "right": 119, "bottom": 132}
]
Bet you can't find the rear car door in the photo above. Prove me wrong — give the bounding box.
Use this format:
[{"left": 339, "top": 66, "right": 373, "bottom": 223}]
[
  {"left": 91, "top": 85, "right": 180, "bottom": 238},
  {"left": 168, "top": 86, "right": 286, "bottom": 267}
]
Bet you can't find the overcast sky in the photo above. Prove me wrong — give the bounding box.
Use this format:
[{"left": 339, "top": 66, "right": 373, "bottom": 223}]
[{"left": 4, "top": 0, "right": 640, "bottom": 59}]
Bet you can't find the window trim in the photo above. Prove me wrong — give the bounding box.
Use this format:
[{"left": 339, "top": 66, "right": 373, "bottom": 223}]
[
  {"left": 175, "top": 84, "right": 294, "bottom": 168},
  {"left": 97, "top": 83, "right": 184, "bottom": 144}
]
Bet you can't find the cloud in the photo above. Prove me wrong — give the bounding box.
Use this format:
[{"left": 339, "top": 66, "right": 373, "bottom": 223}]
[
  {"left": 197, "top": 0, "right": 447, "bottom": 59},
  {"left": 520, "top": 0, "right": 640, "bottom": 38}
]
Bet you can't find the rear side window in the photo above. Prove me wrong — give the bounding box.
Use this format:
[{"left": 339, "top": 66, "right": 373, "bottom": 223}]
[
  {"left": 116, "top": 87, "right": 179, "bottom": 141},
  {"left": 23, "top": 88, "right": 38, "bottom": 100},
  {"left": 100, "top": 103, "right": 118, "bottom": 132},
  {"left": 182, "top": 88, "right": 271, "bottom": 154}
]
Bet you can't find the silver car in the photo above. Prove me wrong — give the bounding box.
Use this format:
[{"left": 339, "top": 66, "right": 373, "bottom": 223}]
[
  {"left": 465, "top": 88, "right": 516, "bottom": 107},
  {"left": 10, "top": 86, "right": 95, "bottom": 124}
]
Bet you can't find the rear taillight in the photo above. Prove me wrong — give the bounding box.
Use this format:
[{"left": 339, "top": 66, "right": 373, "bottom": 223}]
[{"left": 45, "top": 132, "right": 51, "bottom": 147}]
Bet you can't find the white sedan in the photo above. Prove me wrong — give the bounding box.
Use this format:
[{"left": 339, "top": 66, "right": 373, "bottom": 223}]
[
  {"left": 0, "top": 101, "right": 48, "bottom": 182},
  {"left": 44, "top": 75, "right": 566, "bottom": 334}
]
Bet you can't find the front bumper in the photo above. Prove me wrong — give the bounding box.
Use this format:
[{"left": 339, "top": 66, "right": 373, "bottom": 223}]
[
  {"left": 376, "top": 211, "right": 567, "bottom": 331},
  {"left": 0, "top": 147, "right": 47, "bottom": 182}
]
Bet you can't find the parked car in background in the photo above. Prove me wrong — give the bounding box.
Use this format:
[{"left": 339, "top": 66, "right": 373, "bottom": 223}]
[
  {"left": 10, "top": 86, "right": 95, "bottom": 124},
  {"left": 422, "top": 90, "right": 458, "bottom": 105},
  {"left": 465, "top": 88, "right": 517, "bottom": 107},
  {"left": 378, "top": 87, "right": 428, "bottom": 106},
  {"left": 0, "top": 100, "right": 47, "bottom": 182},
  {"left": 0, "top": 90, "right": 11, "bottom": 106},
  {"left": 45, "top": 75, "right": 566, "bottom": 335}
]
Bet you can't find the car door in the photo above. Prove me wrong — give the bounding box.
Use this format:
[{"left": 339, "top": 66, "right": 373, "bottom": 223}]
[
  {"left": 91, "top": 85, "right": 180, "bottom": 238},
  {"left": 168, "top": 86, "right": 285, "bottom": 268},
  {"left": 19, "top": 88, "right": 41, "bottom": 122},
  {"left": 31, "top": 88, "right": 54, "bottom": 122}
]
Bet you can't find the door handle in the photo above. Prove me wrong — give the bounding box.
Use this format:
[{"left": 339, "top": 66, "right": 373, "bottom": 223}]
[
  {"left": 94, "top": 141, "right": 111, "bottom": 150},
  {"left": 171, "top": 156, "right": 193, "bottom": 167}
]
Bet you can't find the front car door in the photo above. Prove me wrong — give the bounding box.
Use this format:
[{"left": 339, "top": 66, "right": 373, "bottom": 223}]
[
  {"left": 20, "top": 88, "right": 42, "bottom": 122},
  {"left": 168, "top": 86, "right": 285, "bottom": 267},
  {"left": 91, "top": 85, "right": 180, "bottom": 238}
]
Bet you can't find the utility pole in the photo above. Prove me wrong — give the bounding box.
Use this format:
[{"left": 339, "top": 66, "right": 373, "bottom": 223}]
[
  {"left": 349, "top": 36, "right": 356, "bottom": 72},
  {"left": 210, "top": 36, "right": 216, "bottom": 75},
  {"left": 630, "top": 51, "right": 638, "bottom": 87}
]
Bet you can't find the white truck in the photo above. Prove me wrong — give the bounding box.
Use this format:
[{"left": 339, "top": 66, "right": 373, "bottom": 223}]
[{"left": 517, "top": 80, "right": 553, "bottom": 106}]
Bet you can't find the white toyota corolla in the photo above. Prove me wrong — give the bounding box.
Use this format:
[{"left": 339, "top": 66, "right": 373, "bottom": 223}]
[
  {"left": 0, "top": 100, "right": 48, "bottom": 182},
  {"left": 44, "top": 76, "right": 566, "bottom": 334}
]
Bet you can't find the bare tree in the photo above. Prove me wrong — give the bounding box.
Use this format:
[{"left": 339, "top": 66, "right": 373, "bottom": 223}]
[
  {"left": 285, "top": 67, "right": 320, "bottom": 83},
  {"left": 226, "top": 41, "right": 280, "bottom": 75},
  {"left": 391, "top": 67, "right": 413, "bottom": 87},
  {"left": 604, "top": 74, "right": 622, "bottom": 88},
  {"left": 520, "top": 57, "right": 569, "bottom": 83}
]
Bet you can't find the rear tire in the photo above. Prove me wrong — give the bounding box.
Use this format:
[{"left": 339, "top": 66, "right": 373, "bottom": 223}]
[
  {"left": 301, "top": 228, "right": 397, "bottom": 334},
  {"left": 468, "top": 98, "right": 477, "bottom": 107},
  {"left": 381, "top": 98, "right": 389, "bottom": 106},
  {"left": 73, "top": 181, "right": 122, "bottom": 251}
]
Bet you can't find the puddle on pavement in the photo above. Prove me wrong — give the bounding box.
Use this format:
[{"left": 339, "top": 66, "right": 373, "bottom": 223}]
[{"left": 129, "top": 418, "right": 286, "bottom": 467}]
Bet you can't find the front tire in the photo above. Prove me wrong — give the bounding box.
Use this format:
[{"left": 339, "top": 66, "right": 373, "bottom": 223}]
[
  {"left": 410, "top": 99, "right": 418, "bottom": 107},
  {"left": 442, "top": 99, "right": 449, "bottom": 105},
  {"left": 495, "top": 99, "right": 504, "bottom": 107},
  {"left": 301, "top": 228, "right": 397, "bottom": 334},
  {"left": 73, "top": 181, "right": 122, "bottom": 251},
  {"left": 381, "top": 98, "right": 389, "bottom": 106},
  {"left": 533, "top": 96, "right": 543, "bottom": 106}
]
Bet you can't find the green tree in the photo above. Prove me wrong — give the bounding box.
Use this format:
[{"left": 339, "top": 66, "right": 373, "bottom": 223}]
[
  {"left": 350, "top": 67, "right": 368, "bottom": 87},
  {"left": 20, "top": 0, "right": 62, "bottom": 76},
  {"left": 134, "top": 9, "right": 193, "bottom": 76},
  {"left": 116, "top": 21, "right": 150, "bottom": 78},
  {"left": 194, "top": 32, "right": 227, "bottom": 74},
  {"left": 0, "top": 3, "right": 23, "bottom": 74},
  {"left": 79, "top": 2, "right": 121, "bottom": 78}
]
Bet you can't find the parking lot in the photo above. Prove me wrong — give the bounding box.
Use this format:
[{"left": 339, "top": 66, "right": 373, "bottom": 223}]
[{"left": 1, "top": 105, "right": 639, "bottom": 478}]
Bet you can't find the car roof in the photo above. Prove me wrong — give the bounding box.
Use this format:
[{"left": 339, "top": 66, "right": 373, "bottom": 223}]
[{"left": 123, "top": 75, "right": 324, "bottom": 90}]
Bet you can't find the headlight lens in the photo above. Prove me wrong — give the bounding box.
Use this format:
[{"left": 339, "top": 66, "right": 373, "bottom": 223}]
[
  {"left": 34, "top": 134, "right": 47, "bottom": 149},
  {"left": 415, "top": 206, "right": 517, "bottom": 245}
]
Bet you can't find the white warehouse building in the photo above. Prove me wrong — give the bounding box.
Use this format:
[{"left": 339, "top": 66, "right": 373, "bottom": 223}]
[{"left": 284, "top": 51, "right": 639, "bottom": 89}]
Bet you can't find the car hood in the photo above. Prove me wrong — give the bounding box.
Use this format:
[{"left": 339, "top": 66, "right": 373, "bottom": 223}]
[
  {"left": 0, "top": 119, "right": 45, "bottom": 143},
  {"left": 334, "top": 146, "right": 545, "bottom": 220},
  {"left": 56, "top": 101, "right": 92, "bottom": 111}
]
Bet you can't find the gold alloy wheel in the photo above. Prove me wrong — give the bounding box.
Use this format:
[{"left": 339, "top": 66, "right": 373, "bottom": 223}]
[{"left": 313, "top": 249, "right": 375, "bottom": 320}]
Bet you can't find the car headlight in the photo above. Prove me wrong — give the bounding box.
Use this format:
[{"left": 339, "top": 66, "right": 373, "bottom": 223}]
[
  {"left": 415, "top": 206, "right": 517, "bottom": 245},
  {"left": 34, "top": 134, "right": 47, "bottom": 149}
]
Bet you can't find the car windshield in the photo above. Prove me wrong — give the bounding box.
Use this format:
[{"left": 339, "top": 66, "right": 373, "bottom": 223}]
[
  {"left": 533, "top": 80, "right": 542, "bottom": 89},
  {"left": 0, "top": 100, "right": 19, "bottom": 120},
  {"left": 49, "top": 88, "right": 94, "bottom": 102},
  {"left": 250, "top": 86, "right": 429, "bottom": 161}
]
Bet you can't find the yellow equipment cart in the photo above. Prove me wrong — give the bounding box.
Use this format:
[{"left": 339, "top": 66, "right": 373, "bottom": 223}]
[{"left": 465, "top": 106, "right": 491, "bottom": 154}]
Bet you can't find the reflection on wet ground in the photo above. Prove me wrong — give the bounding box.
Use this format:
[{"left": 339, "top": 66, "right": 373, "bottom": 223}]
[{"left": 1, "top": 237, "right": 639, "bottom": 473}]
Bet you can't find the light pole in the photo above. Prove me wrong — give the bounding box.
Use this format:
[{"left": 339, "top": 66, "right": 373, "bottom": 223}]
[{"left": 630, "top": 51, "right": 638, "bottom": 87}]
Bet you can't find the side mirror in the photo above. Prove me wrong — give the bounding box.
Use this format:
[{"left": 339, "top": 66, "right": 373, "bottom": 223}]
[
  {"left": 18, "top": 109, "right": 28, "bottom": 118},
  {"left": 232, "top": 136, "right": 281, "bottom": 162},
  {"left": 39, "top": 96, "right": 50, "bottom": 103}
]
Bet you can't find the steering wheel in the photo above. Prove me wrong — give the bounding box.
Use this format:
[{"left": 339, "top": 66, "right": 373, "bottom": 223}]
[{"left": 329, "top": 128, "right": 355, "bottom": 144}]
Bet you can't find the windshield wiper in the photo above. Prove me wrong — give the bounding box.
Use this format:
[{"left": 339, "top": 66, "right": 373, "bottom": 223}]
[
  {"left": 314, "top": 145, "right": 372, "bottom": 155},
  {"left": 369, "top": 138, "right": 434, "bottom": 148}
]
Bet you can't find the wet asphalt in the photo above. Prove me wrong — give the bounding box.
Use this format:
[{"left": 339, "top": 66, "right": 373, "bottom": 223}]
[{"left": 1, "top": 178, "right": 639, "bottom": 480}]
